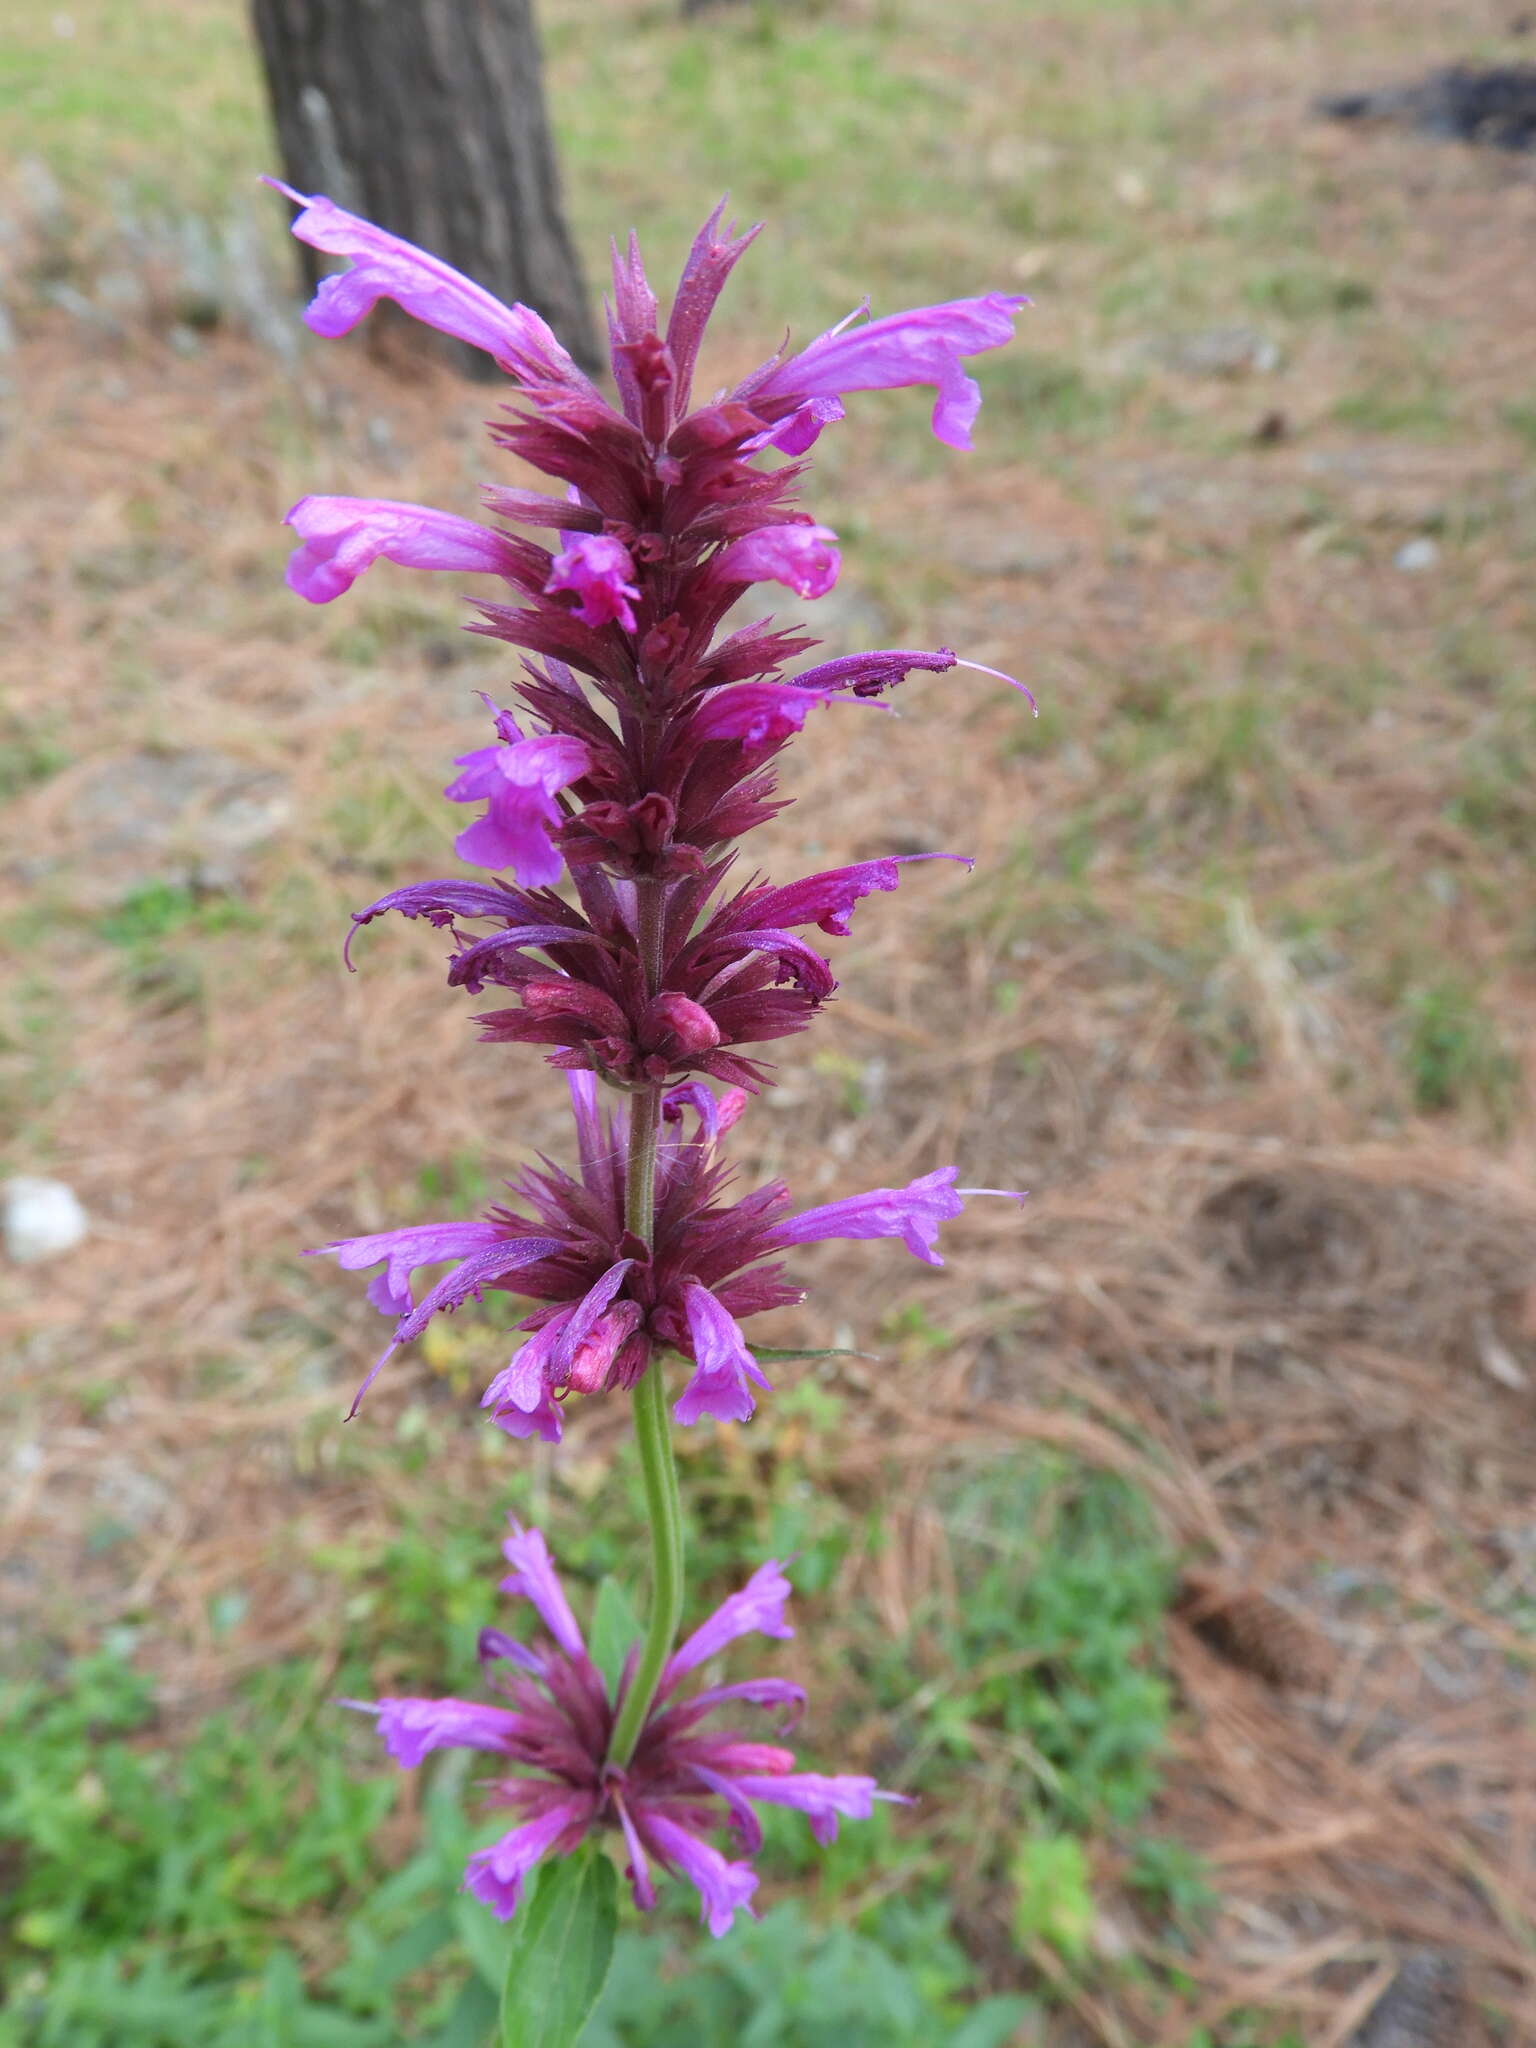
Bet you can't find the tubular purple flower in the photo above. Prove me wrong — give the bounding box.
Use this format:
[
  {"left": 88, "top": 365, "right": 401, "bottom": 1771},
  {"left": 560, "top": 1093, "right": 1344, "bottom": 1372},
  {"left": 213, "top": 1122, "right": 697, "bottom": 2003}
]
[
  {"left": 328, "top": 1236, "right": 568, "bottom": 1416},
  {"left": 316, "top": 1219, "right": 508, "bottom": 1316},
  {"left": 746, "top": 292, "right": 1029, "bottom": 451},
  {"left": 351, "top": 1696, "right": 526, "bottom": 1768},
  {"left": 790, "top": 644, "right": 1036, "bottom": 707},
  {"left": 674, "top": 1283, "right": 774, "bottom": 1426},
  {"left": 727, "top": 1771, "right": 890, "bottom": 1846},
  {"left": 348, "top": 1523, "right": 894, "bottom": 1935},
  {"left": 483, "top": 1310, "right": 573, "bottom": 1441},
  {"left": 638, "top": 1816, "right": 758, "bottom": 1938},
  {"left": 283, "top": 497, "right": 535, "bottom": 604},
  {"left": 685, "top": 680, "right": 879, "bottom": 749},
  {"left": 661, "top": 1555, "right": 794, "bottom": 1686},
  {"left": 716, "top": 524, "right": 841, "bottom": 599},
  {"left": 445, "top": 725, "right": 597, "bottom": 885},
  {"left": 499, "top": 1520, "right": 587, "bottom": 1661},
  {"left": 772, "top": 1166, "right": 1027, "bottom": 1267},
  {"left": 730, "top": 855, "right": 971, "bottom": 940},
  {"left": 544, "top": 533, "right": 642, "bottom": 631},
  {"left": 464, "top": 1800, "right": 595, "bottom": 1919},
  {"left": 263, "top": 179, "right": 593, "bottom": 389}
]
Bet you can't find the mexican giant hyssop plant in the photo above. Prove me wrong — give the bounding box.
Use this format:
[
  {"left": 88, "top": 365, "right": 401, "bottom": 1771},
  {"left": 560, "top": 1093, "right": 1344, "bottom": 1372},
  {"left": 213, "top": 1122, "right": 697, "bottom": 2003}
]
[{"left": 269, "top": 176, "right": 1028, "bottom": 2039}]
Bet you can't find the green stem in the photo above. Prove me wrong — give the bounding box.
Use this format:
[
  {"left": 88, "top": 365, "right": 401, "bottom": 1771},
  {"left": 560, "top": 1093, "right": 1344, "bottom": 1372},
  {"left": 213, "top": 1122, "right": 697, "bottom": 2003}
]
[
  {"left": 605, "top": 1335, "right": 685, "bottom": 1767},
  {"left": 605, "top": 875, "right": 685, "bottom": 1769}
]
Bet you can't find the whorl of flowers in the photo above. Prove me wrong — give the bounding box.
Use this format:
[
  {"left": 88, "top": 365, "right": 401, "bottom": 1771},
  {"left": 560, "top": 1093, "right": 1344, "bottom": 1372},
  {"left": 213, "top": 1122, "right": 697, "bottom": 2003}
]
[
  {"left": 271, "top": 179, "right": 1027, "bottom": 1938},
  {"left": 349, "top": 1520, "right": 902, "bottom": 1934}
]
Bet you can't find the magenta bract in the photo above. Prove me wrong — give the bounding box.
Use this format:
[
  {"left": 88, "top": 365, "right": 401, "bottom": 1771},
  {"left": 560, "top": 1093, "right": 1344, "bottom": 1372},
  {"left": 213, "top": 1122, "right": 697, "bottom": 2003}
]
[
  {"left": 311, "top": 1078, "right": 1022, "bottom": 1429},
  {"left": 267, "top": 184, "right": 1029, "bottom": 893}
]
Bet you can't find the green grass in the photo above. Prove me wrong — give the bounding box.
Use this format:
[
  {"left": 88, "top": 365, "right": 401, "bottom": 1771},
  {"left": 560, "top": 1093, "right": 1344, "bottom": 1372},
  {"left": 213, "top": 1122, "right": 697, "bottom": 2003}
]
[
  {"left": 1, "top": 3, "right": 265, "bottom": 206},
  {"left": 1397, "top": 976, "right": 1519, "bottom": 1124},
  {"left": 2, "top": 1432, "right": 1180, "bottom": 2044},
  {"left": 1333, "top": 377, "right": 1455, "bottom": 440}
]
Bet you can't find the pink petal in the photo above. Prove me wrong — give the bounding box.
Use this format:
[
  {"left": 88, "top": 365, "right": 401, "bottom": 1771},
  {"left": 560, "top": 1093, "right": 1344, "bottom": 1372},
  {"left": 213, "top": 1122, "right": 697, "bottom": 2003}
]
[
  {"left": 639, "top": 1810, "right": 758, "bottom": 1938},
  {"left": 444, "top": 729, "right": 595, "bottom": 885},
  {"left": 674, "top": 1284, "right": 773, "bottom": 1427},
  {"left": 728, "top": 1771, "right": 901, "bottom": 1846},
  {"left": 499, "top": 1520, "right": 586, "bottom": 1660},
  {"left": 544, "top": 533, "right": 640, "bottom": 631},
  {"left": 750, "top": 292, "right": 1027, "bottom": 452},
  {"left": 312, "top": 1220, "right": 505, "bottom": 1317},
  {"left": 462, "top": 1797, "right": 595, "bottom": 1920},
  {"left": 347, "top": 1695, "right": 526, "bottom": 1769},
  {"left": 716, "top": 524, "right": 840, "bottom": 600},
  {"left": 283, "top": 496, "right": 527, "bottom": 604},
  {"left": 264, "top": 180, "right": 593, "bottom": 388},
  {"left": 482, "top": 1310, "right": 575, "bottom": 1415},
  {"left": 663, "top": 1555, "right": 794, "bottom": 1688},
  {"left": 771, "top": 1168, "right": 1024, "bottom": 1268}
]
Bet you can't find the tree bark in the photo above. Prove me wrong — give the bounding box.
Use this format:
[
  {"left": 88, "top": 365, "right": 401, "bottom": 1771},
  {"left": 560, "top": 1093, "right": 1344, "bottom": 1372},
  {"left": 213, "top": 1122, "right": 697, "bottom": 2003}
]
[{"left": 250, "top": 0, "right": 599, "bottom": 376}]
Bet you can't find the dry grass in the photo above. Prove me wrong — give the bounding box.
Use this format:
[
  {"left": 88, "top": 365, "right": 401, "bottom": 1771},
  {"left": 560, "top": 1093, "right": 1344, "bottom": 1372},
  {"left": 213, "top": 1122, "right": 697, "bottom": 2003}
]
[{"left": 6, "top": 0, "right": 1536, "bottom": 2039}]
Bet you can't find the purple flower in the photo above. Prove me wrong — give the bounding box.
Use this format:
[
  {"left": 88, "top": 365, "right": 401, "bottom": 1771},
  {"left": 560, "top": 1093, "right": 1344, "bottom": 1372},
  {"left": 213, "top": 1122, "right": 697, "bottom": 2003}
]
[
  {"left": 715, "top": 524, "right": 841, "bottom": 600},
  {"left": 263, "top": 180, "right": 594, "bottom": 389},
  {"left": 313, "top": 1077, "right": 1022, "bottom": 1423},
  {"left": 663, "top": 1556, "right": 794, "bottom": 1682},
  {"left": 544, "top": 533, "right": 642, "bottom": 631},
  {"left": 269, "top": 189, "right": 1030, "bottom": 890},
  {"left": 742, "top": 293, "right": 1029, "bottom": 452},
  {"left": 322, "top": 1218, "right": 508, "bottom": 1316},
  {"left": 772, "top": 1166, "right": 1026, "bottom": 1268},
  {"left": 349, "top": 1695, "right": 526, "bottom": 1768},
  {"left": 444, "top": 706, "right": 598, "bottom": 887},
  {"left": 791, "top": 644, "right": 1037, "bottom": 708},
  {"left": 347, "top": 839, "right": 961, "bottom": 1090},
  {"left": 681, "top": 680, "right": 880, "bottom": 750},
  {"left": 349, "top": 1520, "right": 899, "bottom": 1933},
  {"left": 675, "top": 1283, "right": 773, "bottom": 1425},
  {"left": 282, "top": 496, "right": 533, "bottom": 605}
]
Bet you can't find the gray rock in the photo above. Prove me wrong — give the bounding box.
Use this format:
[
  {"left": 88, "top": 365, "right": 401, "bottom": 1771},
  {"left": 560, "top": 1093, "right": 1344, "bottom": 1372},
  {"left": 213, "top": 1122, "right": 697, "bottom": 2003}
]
[
  {"left": 69, "top": 749, "right": 290, "bottom": 906},
  {"left": 1146, "top": 326, "right": 1282, "bottom": 378},
  {"left": 1394, "top": 536, "right": 1441, "bottom": 573},
  {"left": 4, "top": 1177, "right": 88, "bottom": 1263},
  {"left": 38, "top": 279, "right": 123, "bottom": 338},
  {"left": 93, "top": 268, "right": 151, "bottom": 319}
]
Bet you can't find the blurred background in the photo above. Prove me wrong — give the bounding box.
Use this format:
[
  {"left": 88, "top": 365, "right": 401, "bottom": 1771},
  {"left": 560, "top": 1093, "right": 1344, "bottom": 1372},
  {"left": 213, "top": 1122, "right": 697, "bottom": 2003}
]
[{"left": 3, "top": 2, "right": 1536, "bottom": 2042}]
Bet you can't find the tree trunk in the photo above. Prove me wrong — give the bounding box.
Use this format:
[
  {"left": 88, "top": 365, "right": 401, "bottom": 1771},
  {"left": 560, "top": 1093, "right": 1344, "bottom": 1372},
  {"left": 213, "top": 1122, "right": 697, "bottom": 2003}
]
[{"left": 250, "top": 0, "right": 599, "bottom": 377}]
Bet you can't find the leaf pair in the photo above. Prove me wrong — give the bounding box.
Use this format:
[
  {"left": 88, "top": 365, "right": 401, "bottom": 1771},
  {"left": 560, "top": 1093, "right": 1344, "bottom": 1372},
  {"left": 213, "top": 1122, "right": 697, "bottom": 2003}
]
[{"left": 499, "top": 1849, "right": 617, "bottom": 2048}]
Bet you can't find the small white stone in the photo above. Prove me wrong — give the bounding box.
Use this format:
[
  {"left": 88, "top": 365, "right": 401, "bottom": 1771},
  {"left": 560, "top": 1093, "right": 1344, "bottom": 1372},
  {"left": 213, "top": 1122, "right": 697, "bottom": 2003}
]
[
  {"left": 1394, "top": 537, "right": 1440, "bottom": 574},
  {"left": 3, "top": 1177, "right": 89, "bottom": 1263}
]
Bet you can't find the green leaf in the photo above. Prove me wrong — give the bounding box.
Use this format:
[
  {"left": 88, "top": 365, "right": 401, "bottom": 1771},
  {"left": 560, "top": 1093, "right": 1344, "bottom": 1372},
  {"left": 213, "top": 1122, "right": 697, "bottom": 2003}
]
[
  {"left": 586, "top": 1578, "right": 643, "bottom": 1697},
  {"left": 499, "top": 1849, "right": 618, "bottom": 2048},
  {"left": 1010, "top": 1832, "right": 1095, "bottom": 1961},
  {"left": 949, "top": 1995, "right": 1040, "bottom": 2048},
  {"left": 453, "top": 1893, "right": 512, "bottom": 1992}
]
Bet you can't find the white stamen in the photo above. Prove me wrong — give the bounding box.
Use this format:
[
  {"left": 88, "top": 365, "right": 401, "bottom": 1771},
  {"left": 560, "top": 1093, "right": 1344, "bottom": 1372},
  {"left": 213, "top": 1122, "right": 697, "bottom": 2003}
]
[{"left": 953, "top": 658, "right": 1037, "bottom": 712}]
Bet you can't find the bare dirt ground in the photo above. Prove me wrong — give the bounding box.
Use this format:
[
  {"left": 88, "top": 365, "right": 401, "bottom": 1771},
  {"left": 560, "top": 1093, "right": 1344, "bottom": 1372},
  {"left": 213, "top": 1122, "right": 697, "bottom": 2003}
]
[{"left": 5, "top": 0, "right": 1536, "bottom": 2039}]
